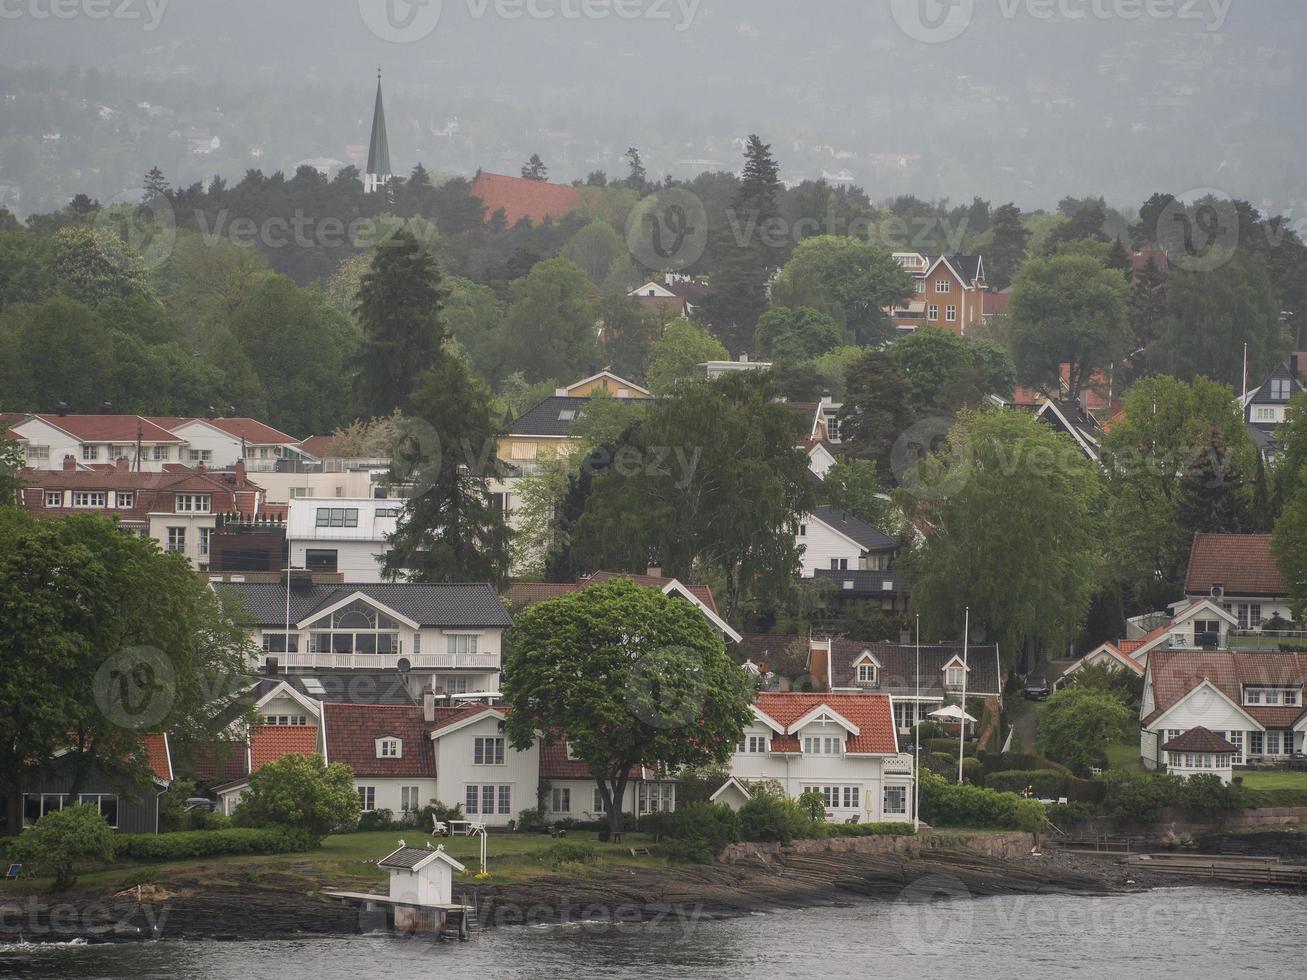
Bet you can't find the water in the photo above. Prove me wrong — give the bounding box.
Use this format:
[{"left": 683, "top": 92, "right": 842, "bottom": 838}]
[{"left": 1, "top": 888, "right": 1300, "bottom": 979}]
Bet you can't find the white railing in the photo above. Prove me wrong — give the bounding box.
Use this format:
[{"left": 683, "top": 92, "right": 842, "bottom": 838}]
[
  {"left": 254, "top": 652, "right": 500, "bottom": 671},
  {"left": 884, "top": 752, "right": 915, "bottom": 774}
]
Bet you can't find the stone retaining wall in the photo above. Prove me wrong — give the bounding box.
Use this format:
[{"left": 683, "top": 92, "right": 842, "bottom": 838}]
[
  {"left": 1154, "top": 806, "right": 1307, "bottom": 833},
  {"left": 721, "top": 830, "right": 1035, "bottom": 863}
]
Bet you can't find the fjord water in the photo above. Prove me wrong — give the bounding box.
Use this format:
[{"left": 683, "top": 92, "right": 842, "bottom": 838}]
[{"left": 1, "top": 888, "right": 1300, "bottom": 979}]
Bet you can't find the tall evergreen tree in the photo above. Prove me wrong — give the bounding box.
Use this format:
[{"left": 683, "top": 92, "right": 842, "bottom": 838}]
[
  {"left": 623, "top": 147, "right": 648, "bottom": 192},
  {"left": 354, "top": 229, "right": 449, "bottom": 418},
  {"left": 1177, "top": 431, "right": 1250, "bottom": 534},
  {"left": 984, "top": 203, "right": 1030, "bottom": 291},
  {"left": 521, "top": 154, "right": 548, "bottom": 182},
  {"left": 1251, "top": 451, "right": 1273, "bottom": 532},
  {"left": 142, "top": 166, "right": 170, "bottom": 201}
]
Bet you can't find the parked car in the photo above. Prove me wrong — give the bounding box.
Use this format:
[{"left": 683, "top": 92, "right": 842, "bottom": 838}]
[
  {"left": 1024, "top": 677, "right": 1051, "bottom": 701},
  {"left": 182, "top": 797, "right": 218, "bottom": 813}
]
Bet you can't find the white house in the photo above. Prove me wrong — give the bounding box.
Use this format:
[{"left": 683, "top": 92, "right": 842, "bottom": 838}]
[
  {"left": 1140, "top": 649, "right": 1307, "bottom": 770},
  {"left": 1182, "top": 533, "right": 1293, "bottom": 631},
  {"left": 286, "top": 497, "right": 405, "bottom": 581},
  {"left": 1159, "top": 728, "right": 1239, "bottom": 784},
  {"left": 324, "top": 702, "right": 442, "bottom": 818},
  {"left": 429, "top": 704, "right": 539, "bottom": 828},
  {"left": 711, "top": 692, "right": 915, "bottom": 824},
  {"left": 167, "top": 417, "right": 304, "bottom": 472},
  {"left": 798, "top": 507, "right": 897, "bottom": 578},
  {"left": 10, "top": 414, "right": 186, "bottom": 471},
  {"left": 379, "top": 844, "right": 465, "bottom": 908},
  {"left": 701, "top": 354, "right": 773, "bottom": 378}
]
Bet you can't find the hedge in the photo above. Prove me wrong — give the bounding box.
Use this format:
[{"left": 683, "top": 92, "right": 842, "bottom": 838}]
[
  {"left": 985, "top": 769, "right": 1067, "bottom": 798},
  {"left": 927, "top": 738, "right": 977, "bottom": 757},
  {"left": 112, "top": 827, "right": 319, "bottom": 861},
  {"left": 919, "top": 771, "right": 1047, "bottom": 832},
  {"left": 824, "top": 822, "right": 916, "bottom": 838}
]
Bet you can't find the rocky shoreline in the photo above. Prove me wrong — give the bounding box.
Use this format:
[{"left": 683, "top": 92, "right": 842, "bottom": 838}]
[{"left": 0, "top": 846, "right": 1190, "bottom": 945}]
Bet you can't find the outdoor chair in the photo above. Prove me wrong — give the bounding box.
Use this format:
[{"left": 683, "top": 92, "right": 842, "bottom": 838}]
[{"left": 431, "top": 817, "right": 449, "bottom": 837}]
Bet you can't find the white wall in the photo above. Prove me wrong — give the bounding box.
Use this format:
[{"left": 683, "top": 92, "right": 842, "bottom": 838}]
[
  {"left": 432, "top": 716, "right": 539, "bottom": 827},
  {"left": 798, "top": 517, "right": 863, "bottom": 577},
  {"left": 147, "top": 512, "right": 219, "bottom": 570},
  {"left": 13, "top": 417, "right": 178, "bottom": 471},
  {"left": 255, "top": 471, "right": 381, "bottom": 505},
  {"left": 353, "top": 776, "right": 439, "bottom": 816},
  {"left": 288, "top": 539, "right": 388, "bottom": 581}
]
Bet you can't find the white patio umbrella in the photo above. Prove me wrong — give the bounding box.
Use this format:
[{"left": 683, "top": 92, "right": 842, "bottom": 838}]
[{"left": 928, "top": 704, "right": 978, "bottom": 724}]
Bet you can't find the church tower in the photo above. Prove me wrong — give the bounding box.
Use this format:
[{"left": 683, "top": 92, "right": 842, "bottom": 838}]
[{"left": 365, "top": 70, "right": 392, "bottom": 195}]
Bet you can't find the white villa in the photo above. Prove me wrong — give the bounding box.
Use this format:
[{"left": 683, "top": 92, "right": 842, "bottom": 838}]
[{"left": 286, "top": 497, "right": 407, "bottom": 581}]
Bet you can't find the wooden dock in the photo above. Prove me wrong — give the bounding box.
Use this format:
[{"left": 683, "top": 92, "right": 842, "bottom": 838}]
[
  {"left": 323, "top": 890, "right": 478, "bottom": 939},
  {"left": 1124, "top": 853, "right": 1307, "bottom": 886}
]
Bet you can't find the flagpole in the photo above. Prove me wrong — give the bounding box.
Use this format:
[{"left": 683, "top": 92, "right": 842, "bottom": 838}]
[
  {"left": 914, "top": 614, "right": 921, "bottom": 831},
  {"left": 958, "top": 607, "right": 969, "bottom": 784},
  {"left": 1242, "top": 343, "right": 1249, "bottom": 406}
]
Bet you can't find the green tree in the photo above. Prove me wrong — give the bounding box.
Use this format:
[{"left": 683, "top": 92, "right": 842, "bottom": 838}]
[
  {"left": 142, "top": 166, "right": 170, "bottom": 201},
  {"left": 355, "top": 229, "right": 449, "bottom": 418},
  {"left": 1, "top": 294, "right": 113, "bottom": 411},
  {"left": 753, "top": 306, "right": 844, "bottom": 361},
  {"left": 521, "top": 154, "right": 549, "bottom": 182},
  {"left": 572, "top": 373, "right": 813, "bottom": 620},
  {"left": 383, "top": 357, "right": 511, "bottom": 585},
  {"left": 1035, "top": 686, "right": 1135, "bottom": 775},
  {"left": 599, "top": 294, "right": 660, "bottom": 383},
  {"left": 1176, "top": 432, "right": 1251, "bottom": 534},
  {"left": 561, "top": 220, "right": 625, "bottom": 286},
  {"left": 503, "top": 579, "right": 754, "bottom": 835},
  {"left": 986, "top": 203, "right": 1031, "bottom": 291},
  {"left": 1272, "top": 464, "right": 1307, "bottom": 620},
  {"left": 495, "top": 258, "right": 599, "bottom": 383},
  {"left": 837, "top": 349, "right": 915, "bottom": 478},
  {"left": 818, "top": 459, "right": 893, "bottom": 531},
  {"left": 769, "top": 236, "right": 913, "bottom": 346},
  {"left": 912, "top": 409, "right": 1104, "bottom": 669},
  {"left": 163, "top": 234, "right": 272, "bottom": 351},
  {"left": 49, "top": 225, "right": 153, "bottom": 306},
  {"left": 232, "top": 753, "right": 360, "bottom": 842},
  {"left": 6, "top": 804, "right": 115, "bottom": 891},
  {"left": 647, "top": 318, "right": 728, "bottom": 394},
  {"left": 1008, "top": 252, "right": 1130, "bottom": 403}
]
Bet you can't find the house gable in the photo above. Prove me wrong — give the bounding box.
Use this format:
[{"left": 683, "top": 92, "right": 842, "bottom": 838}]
[
  {"left": 786, "top": 703, "right": 861, "bottom": 737},
  {"left": 295, "top": 590, "right": 422, "bottom": 631}
]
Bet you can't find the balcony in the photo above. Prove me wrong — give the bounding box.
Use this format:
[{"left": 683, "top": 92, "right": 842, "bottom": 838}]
[
  {"left": 884, "top": 753, "right": 916, "bottom": 775},
  {"left": 254, "top": 651, "right": 500, "bottom": 672}
]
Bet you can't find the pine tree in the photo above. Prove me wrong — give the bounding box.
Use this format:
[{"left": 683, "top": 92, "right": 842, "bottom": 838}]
[
  {"left": 1128, "top": 256, "right": 1167, "bottom": 348},
  {"left": 1251, "top": 451, "right": 1273, "bottom": 531},
  {"left": 521, "top": 154, "right": 548, "bottom": 182},
  {"left": 1177, "top": 432, "right": 1251, "bottom": 534},
  {"left": 143, "top": 167, "right": 170, "bottom": 201},
  {"left": 986, "top": 203, "right": 1030, "bottom": 291},
  {"left": 735, "top": 135, "right": 782, "bottom": 227},
  {"left": 624, "top": 147, "right": 648, "bottom": 192},
  {"left": 354, "top": 228, "right": 449, "bottom": 419}
]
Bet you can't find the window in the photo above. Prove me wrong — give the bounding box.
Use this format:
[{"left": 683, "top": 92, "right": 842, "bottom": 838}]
[
  {"left": 856, "top": 663, "right": 878, "bottom": 684},
  {"left": 799, "top": 524, "right": 806, "bottom": 537},
  {"left": 927, "top": 304, "right": 939, "bottom": 321},
  {"left": 44, "top": 490, "right": 62, "bottom": 507},
  {"left": 946, "top": 304, "right": 957, "bottom": 322},
  {"left": 915, "top": 280, "right": 926, "bottom": 294},
  {"left": 439, "top": 674, "right": 470, "bottom": 695},
  {"left": 307, "top": 600, "right": 400, "bottom": 656},
  {"left": 474, "top": 736, "right": 505, "bottom": 765},
  {"left": 1229, "top": 730, "right": 1244, "bottom": 765},
  {"left": 1270, "top": 378, "right": 1292, "bottom": 400},
  {"left": 358, "top": 786, "right": 376, "bottom": 811},
  {"left": 315, "top": 507, "right": 359, "bottom": 528},
  {"left": 1284, "top": 689, "right": 1300, "bottom": 707},
  {"left": 78, "top": 794, "right": 119, "bottom": 828},
  {"left": 1256, "top": 407, "right": 1274, "bottom": 421},
  {"left": 935, "top": 279, "right": 950, "bottom": 293},
  {"left": 1266, "top": 732, "right": 1281, "bottom": 756},
  {"left": 447, "top": 634, "right": 479, "bottom": 656},
  {"left": 375, "top": 507, "right": 400, "bottom": 518},
  {"left": 401, "top": 786, "right": 422, "bottom": 812},
  {"left": 944, "top": 665, "right": 965, "bottom": 689},
  {"left": 378, "top": 738, "right": 402, "bottom": 758},
  {"left": 117, "top": 491, "right": 135, "bottom": 509},
  {"left": 1246, "top": 688, "right": 1263, "bottom": 705},
  {"left": 198, "top": 527, "right": 211, "bottom": 557},
  {"left": 175, "top": 493, "right": 211, "bottom": 513},
  {"left": 22, "top": 794, "right": 67, "bottom": 827},
  {"left": 884, "top": 786, "right": 907, "bottom": 815},
  {"left": 72, "top": 491, "right": 106, "bottom": 508},
  {"left": 187, "top": 449, "right": 213, "bottom": 463},
  {"left": 261, "top": 632, "right": 300, "bottom": 653},
  {"left": 637, "top": 782, "right": 675, "bottom": 814},
  {"left": 82, "top": 445, "right": 99, "bottom": 461},
  {"left": 1193, "top": 619, "right": 1221, "bottom": 637},
  {"left": 166, "top": 527, "right": 186, "bottom": 552},
  {"left": 26, "top": 445, "right": 50, "bottom": 462},
  {"left": 466, "top": 784, "right": 510, "bottom": 815},
  {"left": 1250, "top": 731, "right": 1264, "bottom": 755},
  {"left": 550, "top": 787, "right": 571, "bottom": 813},
  {"left": 305, "top": 549, "right": 338, "bottom": 572},
  {"left": 736, "top": 734, "right": 769, "bottom": 753},
  {"left": 1237, "top": 604, "right": 1262, "bottom": 629},
  {"left": 152, "top": 445, "right": 170, "bottom": 461},
  {"left": 830, "top": 558, "right": 848, "bottom": 570},
  {"left": 802, "top": 785, "right": 859, "bottom": 810},
  {"left": 288, "top": 487, "right": 315, "bottom": 499},
  {"left": 802, "top": 736, "right": 842, "bottom": 754},
  {"left": 264, "top": 714, "right": 308, "bottom": 726},
  {"left": 510, "top": 442, "right": 538, "bottom": 461},
  {"left": 498, "top": 785, "right": 511, "bottom": 814}
]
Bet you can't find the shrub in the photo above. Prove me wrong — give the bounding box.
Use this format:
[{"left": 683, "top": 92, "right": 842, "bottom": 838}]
[
  {"left": 642, "top": 802, "right": 740, "bottom": 855},
  {"left": 980, "top": 752, "right": 1045, "bottom": 775},
  {"left": 193, "top": 811, "right": 232, "bottom": 831},
  {"left": 357, "top": 808, "right": 402, "bottom": 832},
  {"left": 824, "top": 822, "right": 915, "bottom": 838},
  {"left": 797, "top": 790, "right": 828, "bottom": 820},
  {"left": 985, "top": 770, "right": 1067, "bottom": 798},
  {"left": 538, "top": 841, "right": 596, "bottom": 867},
  {"left": 927, "top": 738, "right": 976, "bottom": 757},
  {"left": 674, "top": 766, "right": 732, "bottom": 806},
  {"left": 112, "top": 827, "right": 318, "bottom": 861},
  {"left": 1045, "top": 801, "right": 1095, "bottom": 826},
  {"left": 7, "top": 804, "right": 115, "bottom": 890},
  {"left": 738, "top": 793, "right": 817, "bottom": 843},
  {"left": 961, "top": 757, "right": 983, "bottom": 785},
  {"left": 912, "top": 721, "right": 947, "bottom": 741},
  {"left": 516, "top": 808, "right": 548, "bottom": 834},
  {"left": 231, "top": 753, "right": 360, "bottom": 842},
  {"left": 1100, "top": 770, "right": 1182, "bottom": 823},
  {"left": 1180, "top": 774, "right": 1248, "bottom": 816},
  {"left": 918, "top": 770, "right": 1046, "bottom": 832},
  {"left": 661, "top": 836, "right": 718, "bottom": 864},
  {"left": 416, "top": 800, "right": 464, "bottom": 828},
  {"left": 1036, "top": 687, "right": 1134, "bottom": 776}
]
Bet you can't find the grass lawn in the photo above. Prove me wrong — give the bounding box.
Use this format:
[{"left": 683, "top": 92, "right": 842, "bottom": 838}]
[
  {"left": 1238, "top": 770, "right": 1307, "bottom": 790},
  {"left": 4, "top": 829, "right": 664, "bottom": 897},
  {"left": 1104, "top": 741, "right": 1142, "bottom": 770}
]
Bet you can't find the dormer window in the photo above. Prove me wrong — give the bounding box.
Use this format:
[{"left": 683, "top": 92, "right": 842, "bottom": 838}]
[
  {"left": 803, "top": 736, "right": 843, "bottom": 755},
  {"left": 944, "top": 660, "right": 967, "bottom": 689},
  {"left": 376, "top": 737, "right": 402, "bottom": 758},
  {"left": 736, "top": 735, "right": 769, "bottom": 753},
  {"left": 853, "top": 651, "right": 881, "bottom": 685},
  {"left": 176, "top": 493, "right": 211, "bottom": 513},
  {"left": 857, "top": 664, "right": 878, "bottom": 684},
  {"left": 1270, "top": 378, "right": 1292, "bottom": 401}
]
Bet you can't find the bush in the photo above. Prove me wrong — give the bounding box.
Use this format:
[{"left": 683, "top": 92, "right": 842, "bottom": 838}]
[
  {"left": 516, "top": 808, "right": 548, "bottom": 834},
  {"left": 661, "top": 836, "right": 718, "bottom": 864},
  {"left": 824, "top": 822, "right": 915, "bottom": 838},
  {"left": 7, "top": 804, "right": 115, "bottom": 890},
  {"left": 927, "top": 738, "right": 976, "bottom": 757},
  {"left": 1100, "top": 770, "right": 1182, "bottom": 823},
  {"left": 738, "top": 793, "right": 818, "bottom": 843},
  {"left": 641, "top": 803, "right": 740, "bottom": 857},
  {"left": 674, "top": 766, "right": 731, "bottom": 806},
  {"left": 918, "top": 770, "right": 1046, "bottom": 832},
  {"left": 980, "top": 752, "right": 1046, "bottom": 775},
  {"left": 537, "top": 841, "right": 596, "bottom": 867},
  {"left": 193, "top": 811, "right": 232, "bottom": 831},
  {"left": 416, "top": 799, "right": 464, "bottom": 829},
  {"left": 231, "top": 753, "right": 360, "bottom": 842},
  {"left": 985, "top": 770, "right": 1067, "bottom": 798},
  {"left": 112, "top": 826, "right": 317, "bottom": 861},
  {"left": 357, "top": 808, "right": 403, "bottom": 832},
  {"left": 1066, "top": 776, "right": 1107, "bottom": 805},
  {"left": 961, "top": 757, "right": 983, "bottom": 785},
  {"left": 912, "top": 721, "right": 947, "bottom": 741},
  {"left": 1180, "top": 774, "right": 1248, "bottom": 816},
  {"left": 797, "top": 790, "right": 828, "bottom": 820},
  {"left": 1045, "top": 801, "right": 1095, "bottom": 826}
]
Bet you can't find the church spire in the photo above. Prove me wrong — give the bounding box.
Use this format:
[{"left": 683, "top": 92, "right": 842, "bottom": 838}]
[{"left": 365, "top": 69, "right": 392, "bottom": 194}]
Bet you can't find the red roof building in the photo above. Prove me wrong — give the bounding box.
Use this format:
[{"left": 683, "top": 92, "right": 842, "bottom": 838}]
[
  {"left": 1184, "top": 533, "right": 1286, "bottom": 600},
  {"left": 470, "top": 171, "right": 582, "bottom": 227},
  {"left": 752, "top": 692, "right": 900, "bottom": 755},
  {"left": 323, "top": 703, "right": 436, "bottom": 777}
]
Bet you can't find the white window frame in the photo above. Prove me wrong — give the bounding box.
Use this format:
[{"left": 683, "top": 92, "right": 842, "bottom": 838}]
[
  {"left": 856, "top": 663, "right": 878, "bottom": 684},
  {"left": 44, "top": 490, "right": 62, "bottom": 507},
  {"left": 473, "top": 736, "right": 505, "bottom": 766},
  {"left": 358, "top": 786, "right": 376, "bottom": 811},
  {"left": 945, "top": 304, "right": 957, "bottom": 322},
  {"left": 198, "top": 526, "right": 211, "bottom": 556},
  {"left": 175, "top": 493, "right": 211, "bottom": 514},
  {"left": 401, "top": 786, "right": 422, "bottom": 812},
  {"left": 72, "top": 491, "right": 106, "bottom": 508},
  {"left": 884, "top": 785, "right": 907, "bottom": 815},
  {"left": 377, "top": 738, "right": 402, "bottom": 759},
  {"left": 117, "top": 491, "right": 135, "bottom": 509},
  {"left": 550, "top": 787, "right": 571, "bottom": 813},
  {"left": 81, "top": 444, "right": 99, "bottom": 461},
  {"left": 152, "top": 445, "right": 170, "bottom": 461},
  {"left": 166, "top": 527, "right": 186, "bottom": 552},
  {"left": 927, "top": 304, "right": 939, "bottom": 321},
  {"left": 935, "top": 279, "right": 950, "bottom": 293},
  {"left": 26, "top": 445, "right": 50, "bottom": 462},
  {"left": 78, "top": 793, "right": 119, "bottom": 828},
  {"left": 447, "top": 634, "right": 479, "bottom": 656}
]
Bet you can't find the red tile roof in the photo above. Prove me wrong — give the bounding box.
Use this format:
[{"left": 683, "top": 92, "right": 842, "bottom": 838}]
[
  {"left": 187, "top": 740, "right": 250, "bottom": 784},
  {"left": 538, "top": 740, "right": 647, "bottom": 781},
  {"left": 297, "top": 435, "right": 338, "bottom": 460},
  {"left": 28, "top": 414, "right": 185, "bottom": 442},
  {"left": 250, "top": 725, "right": 319, "bottom": 771},
  {"left": 1162, "top": 726, "right": 1237, "bottom": 753},
  {"left": 194, "top": 418, "right": 300, "bottom": 444},
  {"left": 1184, "top": 533, "right": 1286, "bottom": 598},
  {"left": 18, "top": 465, "right": 266, "bottom": 521},
  {"left": 470, "top": 172, "right": 582, "bottom": 227},
  {"left": 322, "top": 703, "right": 435, "bottom": 777},
  {"left": 142, "top": 733, "right": 174, "bottom": 782},
  {"left": 753, "top": 692, "right": 899, "bottom": 754},
  {"left": 1144, "top": 649, "right": 1307, "bottom": 728}
]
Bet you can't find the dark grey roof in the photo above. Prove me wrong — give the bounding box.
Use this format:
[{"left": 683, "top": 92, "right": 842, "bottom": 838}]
[
  {"left": 251, "top": 672, "right": 420, "bottom": 706},
  {"left": 379, "top": 846, "right": 437, "bottom": 870},
  {"left": 219, "top": 582, "right": 513, "bottom": 628},
  {"left": 1248, "top": 424, "right": 1277, "bottom": 454},
  {"left": 930, "top": 253, "right": 983, "bottom": 283},
  {"left": 366, "top": 78, "right": 391, "bottom": 177},
  {"left": 813, "top": 569, "right": 910, "bottom": 597},
  {"left": 505, "top": 396, "right": 642, "bottom": 438},
  {"left": 827, "top": 637, "right": 1003, "bottom": 698},
  {"left": 1248, "top": 363, "right": 1304, "bottom": 408},
  {"left": 810, "top": 507, "right": 896, "bottom": 552}
]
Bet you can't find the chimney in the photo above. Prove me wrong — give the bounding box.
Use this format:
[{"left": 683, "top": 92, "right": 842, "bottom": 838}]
[
  {"left": 423, "top": 692, "right": 436, "bottom": 724},
  {"left": 63, "top": 454, "right": 76, "bottom": 471},
  {"left": 899, "top": 629, "right": 911, "bottom": 644},
  {"left": 55, "top": 401, "right": 70, "bottom": 417},
  {"left": 647, "top": 563, "right": 662, "bottom": 578},
  {"left": 265, "top": 656, "right": 279, "bottom": 677},
  {"left": 115, "top": 456, "right": 130, "bottom": 472},
  {"left": 234, "top": 459, "right": 246, "bottom": 484}
]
